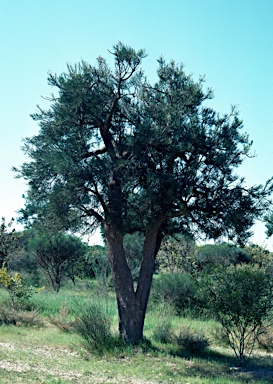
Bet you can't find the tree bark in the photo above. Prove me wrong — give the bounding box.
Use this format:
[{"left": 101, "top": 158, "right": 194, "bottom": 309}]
[{"left": 104, "top": 216, "right": 165, "bottom": 344}]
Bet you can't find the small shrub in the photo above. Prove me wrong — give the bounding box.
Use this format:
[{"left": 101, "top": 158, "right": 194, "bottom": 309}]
[
  {"left": 258, "top": 326, "right": 273, "bottom": 352},
  {"left": 0, "top": 307, "right": 44, "bottom": 327},
  {"left": 152, "top": 319, "right": 174, "bottom": 344},
  {"left": 211, "top": 324, "right": 230, "bottom": 347},
  {"left": 73, "top": 301, "right": 114, "bottom": 354},
  {"left": 48, "top": 301, "right": 74, "bottom": 332},
  {"left": 177, "top": 325, "right": 209, "bottom": 354},
  {"left": 201, "top": 264, "right": 273, "bottom": 365},
  {"left": 0, "top": 262, "right": 44, "bottom": 309}
]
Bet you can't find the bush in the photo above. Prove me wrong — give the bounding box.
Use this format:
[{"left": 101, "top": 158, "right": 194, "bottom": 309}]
[
  {"left": 152, "top": 318, "right": 174, "bottom": 344},
  {"left": 177, "top": 325, "right": 209, "bottom": 354},
  {"left": 48, "top": 301, "right": 75, "bottom": 332},
  {"left": 0, "top": 262, "right": 43, "bottom": 309},
  {"left": 73, "top": 301, "right": 115, "bottom": 354},
  {"left": 151, "top": 272, "right": 198, "bottom": 315},
  {"left": 0, "top": 307, "right": 44, "bottom": 327},
  {"left": 201, "top": 264, "right": 273, "bottom": 365},
  {"left": 257, "top": 326, "right": 273, "bottom": 352}
]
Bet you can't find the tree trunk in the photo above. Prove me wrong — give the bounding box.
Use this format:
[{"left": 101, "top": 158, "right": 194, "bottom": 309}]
[{"left": 104, "top": 217, "right": 164, "bottom": 344}]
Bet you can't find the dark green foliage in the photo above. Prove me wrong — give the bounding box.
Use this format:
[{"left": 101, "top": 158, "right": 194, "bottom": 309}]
[
  {"left": 243, "top": 243, "right": 273, "bottom": 267},
  {"left": 0, "top": 217, "right": 20, "bottom": 266},
  {"left": 177, "top": 325, "right": 209, "bottom": 354},
  {"left": 84, "top": 245, "right": 109, "bottom": 279},
  {"left": 264, "top": 212, "right": 273, "bottom": 238},
  {"left": 15, "top": 42, "right": 272, "bottom": 343},
  {"left": 201, "top": 264, "right": 273, "bottom": 364},
  {"left": 84, "top": 244, "right": 112, "bottom": 297},
  {"left": 151, "top": 272, "right": 198, "bottom": 314},
  {"left": 7, "top": 229, "right": 41, "bottom": 285},
  {"left": 16, "top": 42, "right": 270, "bottom": 245},
  {"left": 29, "top": 232, "right": 87, "bottom": 291},
  {"left": 196, "top": 243, "right": 250, "bottom": 273}
]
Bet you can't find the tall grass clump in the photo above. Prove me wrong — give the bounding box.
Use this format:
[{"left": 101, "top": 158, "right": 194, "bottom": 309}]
[
  {"left": 177, "top": 325, "right": 210, "bottom": 354},
  {"left": 152, "top": 317, "right": 174, "bottom": 344},
  {"left": 73, "top": 300, "right": 116, "bottom": 354}
]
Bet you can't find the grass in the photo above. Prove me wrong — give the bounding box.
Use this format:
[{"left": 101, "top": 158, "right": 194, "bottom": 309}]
[{"left": 0, "top": 285, "right": 273, "bottom": 383}]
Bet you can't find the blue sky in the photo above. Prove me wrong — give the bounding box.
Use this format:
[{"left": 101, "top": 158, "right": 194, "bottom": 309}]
[{"left": 1, "top": 0, "right": 273, "bottom": 247}]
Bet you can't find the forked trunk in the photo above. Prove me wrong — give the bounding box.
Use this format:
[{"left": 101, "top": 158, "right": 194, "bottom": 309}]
[{"left": 104, "top": 218, "right": 164, "bottom": 344}]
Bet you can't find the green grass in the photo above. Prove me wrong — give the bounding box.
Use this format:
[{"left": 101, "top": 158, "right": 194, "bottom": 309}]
[{"left": 0, "top": 286, "right": 273, "bottom": 383}]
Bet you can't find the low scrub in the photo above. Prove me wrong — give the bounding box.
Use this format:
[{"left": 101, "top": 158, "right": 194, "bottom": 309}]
[
  {"left": 258, "top": 326, "right": 273, "bottom": 352},
  {"left": 176, "top": 325, "right": 210, "bottom": 354},
  {"left": 48, "top": 301, "right": 75, "bottom": 332},
  {"left": 0, "top": 306, "right": 44, "bottom": 327},
  {"left": 152, "top": 318, "right": 174, "bottom": 344}
]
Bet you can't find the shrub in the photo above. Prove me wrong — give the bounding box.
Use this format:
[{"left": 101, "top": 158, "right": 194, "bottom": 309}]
[
  {"left": 0, "top": 307, "right": 44, "bottom": 327},
  {"left": 152, "top": 318, "right": 174, "bottom": 344},
  {"left": 177, "top": 325, "right": 209, "bottom": 354},
  {"left": 0, "top": 262, "right": 44, "bottom": 309},
  {"left": 48, "top": 301, "right": 75, "bottom": 332},
  {"left": 257, "top": 326, "right": 273, "bottom": 352},
  {"left": 151, "top": 272, "right": 198, "bottom": 314},
  {"left": 73, "top": 301, "right": 114, "bottom": 354},
  {"left": 201, "top": 264, "right": 273, "bottom": 365}
]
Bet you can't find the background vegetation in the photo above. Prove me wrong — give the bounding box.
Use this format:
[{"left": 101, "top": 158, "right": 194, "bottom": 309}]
[{"left": 1, "top": 221, "right": 273, "bottom": 382}]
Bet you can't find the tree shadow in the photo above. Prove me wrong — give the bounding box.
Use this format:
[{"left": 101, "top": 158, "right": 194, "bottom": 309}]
[{"left": 166, "top": 346, "right": 273, "bottom": 383}]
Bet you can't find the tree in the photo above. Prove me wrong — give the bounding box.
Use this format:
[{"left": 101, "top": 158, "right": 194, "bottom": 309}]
[
  {"left": 0, "top": 217, "right": 19, "bottom": 266},
  {"left": 243, "top": 243, "right": 273, "bottom": 268},
  {"left": 16, "top": 42, "right": 271, "bottom": 343},
  {"left": 29, "top": 232, "right": 87, "bottom": 291},
  {"left": 195, "top": 243, "right": 250, "bottom": 273}
]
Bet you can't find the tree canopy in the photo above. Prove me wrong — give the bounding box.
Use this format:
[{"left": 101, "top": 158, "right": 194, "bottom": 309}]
[{"left": 16, "top": 43, "right": 271, "bottom": 343}]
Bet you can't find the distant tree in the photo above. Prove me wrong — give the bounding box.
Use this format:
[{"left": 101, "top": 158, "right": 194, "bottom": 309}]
[
  {"left": 196, "top": 243, "right": 250, "bottom": 273},
  {"left": 29, "top": 232, "right": 87, "bottom": 291},
  {"left": 0, "top": 217, "right": 19, "bottom": 266},
  {"left": 84, "top": 244, "right": 109, "bottom": 280},
  {"left": 6, "top": 229, "right": 41, "bottom": 285},
  {"left": 16, "top": 43, "right": 271, "bottom": 343},
  {"left": 244, "top": 243, "right": 273, "bottom": 268}
]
